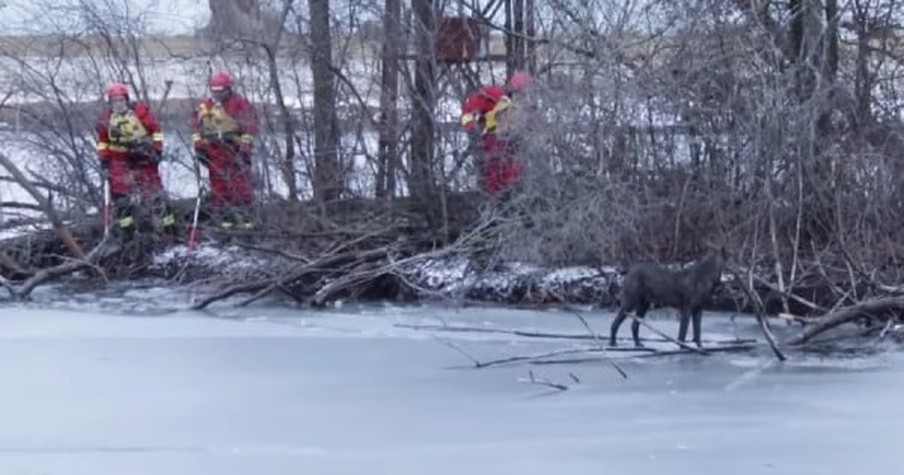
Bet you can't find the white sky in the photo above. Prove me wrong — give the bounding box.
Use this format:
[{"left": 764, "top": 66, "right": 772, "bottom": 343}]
[{"left": 0, "top": 0, "right": 211, "bottom": 36}]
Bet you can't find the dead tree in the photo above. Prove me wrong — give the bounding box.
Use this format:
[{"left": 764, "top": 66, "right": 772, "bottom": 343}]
[
  {"left": 376, "top": 0, "right": 401, "bottom": 199},
  {"left": 409, "top": 0, "right": 439, "bottom": 227},
  {"left": 309, "top": 0, "right": 343, "bottom": 203}
]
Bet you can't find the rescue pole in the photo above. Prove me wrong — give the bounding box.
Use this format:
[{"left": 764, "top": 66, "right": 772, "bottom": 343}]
[
  {"left": 102, "top": 174, "right": 112, "bottom": 236},
  {"left": 186, "top": 152, "right": 204, "bottom": 251}
]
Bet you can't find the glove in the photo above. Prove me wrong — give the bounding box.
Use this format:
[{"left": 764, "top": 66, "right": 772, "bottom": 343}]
[
  {"left": 99, "top": 159, "right": 109, "bottom": 172},
  {"left": 236, "top": 152, "right": 252, "bottom": 167},
  {"left": 467, "top": 127, "right": 482, "bottom": 146},
  {"left": 225, "top": 133, "right": 241, "bottom": 145},
  {"left": 127, "top": 153, "right": 152, "bottom": 166},
  {"left": 466, "top": 127, "right": 482, "bottom": 154},
  {"left": 152, "top": 148, "right": 163, "bottom": 164},
  {"left": 467, "top": 126, "right": 481, "bottom": 140}
]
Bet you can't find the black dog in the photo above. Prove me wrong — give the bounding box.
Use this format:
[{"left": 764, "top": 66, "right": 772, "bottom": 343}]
[{"left": 609, "top": 250, "right": 726, "bottom": 348}]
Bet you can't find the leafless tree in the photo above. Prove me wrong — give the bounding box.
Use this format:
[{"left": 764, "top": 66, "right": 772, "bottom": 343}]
[{"left": 308, "top": 0, "right": 343, "bottom": 203}]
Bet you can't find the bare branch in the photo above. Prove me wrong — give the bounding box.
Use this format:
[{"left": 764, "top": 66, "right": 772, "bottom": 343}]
[
  {"left": 517, "top": 370, "right": 569, "bottom": 391},
  {"left": 789, "top": 296, "right": 904, "bottom": 345}
]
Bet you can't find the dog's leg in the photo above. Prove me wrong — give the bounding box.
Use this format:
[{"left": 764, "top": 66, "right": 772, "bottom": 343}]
[
  {"left": 630, "top": 300, "right": 649, "bottom": 347},
  {"left": 692, "top": 308, "right": 703, "bottom": 347},
  {"left": 677, "top": 307, "right": 691, "bottom": 342},
  {"left": 609, "top": 308, "right": 630, "bottom": 347}
]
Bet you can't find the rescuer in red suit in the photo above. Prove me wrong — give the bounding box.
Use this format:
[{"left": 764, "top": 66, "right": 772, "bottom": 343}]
[
  {"left": 96, "top": 82, "right": 175, "bottom": 237},
  {"left": 191, "top": 71, "right": 260, "bottom": 229},
  {"left": 460, "top": 70, "right": 534, "bottom": 197}
]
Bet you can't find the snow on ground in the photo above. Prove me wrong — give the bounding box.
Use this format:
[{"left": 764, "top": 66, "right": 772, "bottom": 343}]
[
  {"left": 146, "top": 240, "right": 618, "bottom": 305},
  {"left": 152, "top": 243, "right": 273, "bottom": 272},
  {"left": 402, "top": 255, "right": 618, "bottom": 304}
]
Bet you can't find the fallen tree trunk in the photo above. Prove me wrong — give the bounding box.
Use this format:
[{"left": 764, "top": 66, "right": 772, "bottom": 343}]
[
  {"left": 788, "top": 296, "right": 904, "bottom": 345},
  {"left": 191, "top": 247, "right": 392, "bottom": 310},
  {"left": 2, "top": 237, "right": 119, "bottom": 300}
]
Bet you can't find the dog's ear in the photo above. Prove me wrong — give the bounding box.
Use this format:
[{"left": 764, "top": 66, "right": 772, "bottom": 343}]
[
  {"left": 719, "top": 244, "right": 732, "bottom": 266},
  {"left": 702, "top": 238, "right": 730, "bottom": 263},
  {"left": 701, "top": 238, "right": 720, "bottom": 254},
  {"left": 718, "top": 244, "right": 729, "bottom": 262}
]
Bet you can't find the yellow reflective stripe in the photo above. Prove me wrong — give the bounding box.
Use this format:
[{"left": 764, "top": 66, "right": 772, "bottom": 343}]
[
  {"left": 99, "top": 141, "right": 128, "bottom": 153},
  {"left": 191, "top": 133, "right": 201, "bottom": 144},
  {"left": 162, "top": 214, "right": 175, "bottom": 226},
  {"left": 151, "top": 132, "right": 164, "bottom": 141},
  {"left": 460, "top": 113, "right": 474, "bottom": 126},
  {"left": 238, "top": 134, "right": 254, "bottom": 144},
  {"left": 118, "top": 215, "right": 134, "bottom": 228}
]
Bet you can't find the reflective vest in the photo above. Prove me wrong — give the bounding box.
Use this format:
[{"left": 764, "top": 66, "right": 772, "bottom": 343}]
[
  {"left": 484, "top": 96, "right": 528, "bottom": 136},
  {"left": 483, "top": 96, "right": 514, "bottom": 134},
  {"left": 197, "top": 102, "right": 240, "bottom": 137},
  {"left": 106, "top": 110, "right": 150, "bottom": 153}
]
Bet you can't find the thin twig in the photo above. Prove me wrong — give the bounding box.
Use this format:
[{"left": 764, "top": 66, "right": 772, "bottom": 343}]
[
  {"left": 530, "top": 342, "right": 757, "bottom": 365},
  {"left": 628, "top": 314, "right": 710, "bottom": 355},
  {"left": 732, "top": 267, "right": 787, "bottom": 361},
  {"left": 569, "top": 309, "right": 628, "bottom": 378},
  {"left": 517, "top": 370, "right": 569, "bottom": 391},
  {"left": 468, "top": 347, "right": 604, "bottom": 369},
  {"left": 434, "top": 336, "right": 482, "bottom": 367},
  {"left": 395, "top": 322, "right": 756, "bottom": 345},
  {"left": 870, "top": 318, "right": 895, "bottom": 346},
  {"left": 750, "top": 273, "right": 827, "bottom": 314},
  {"left": 232, "top": 241, "right": 312, "bottom": 264},
  {"left": 572, "top": 311, "right": 604, "bottom": 345}
]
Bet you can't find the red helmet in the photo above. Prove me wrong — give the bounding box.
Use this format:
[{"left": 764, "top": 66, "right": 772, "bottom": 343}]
[
  {"left": 106, "top": 83, "right": 129, "bottom": 101},
  {"left": 209, "top": 71, "right": 233, "bottom": 91},
  {"left": 507, "top": 70, "right": 533, "bottom": 92}
]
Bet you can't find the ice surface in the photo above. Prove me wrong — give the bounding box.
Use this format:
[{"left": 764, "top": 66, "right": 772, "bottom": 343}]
[{"left": 0, "top": 295, "right": 902, "bottom": 474}]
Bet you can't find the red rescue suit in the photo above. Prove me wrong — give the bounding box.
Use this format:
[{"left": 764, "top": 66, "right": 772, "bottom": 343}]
[
  {"left": 191, "top": 94, "right": 259, "bottom": 209},
  {"left": 460, "top": 85, "right": 525, "bottom": 196},
  {"left": 96, "top": 102, "right": 165, "bottom": 199}
]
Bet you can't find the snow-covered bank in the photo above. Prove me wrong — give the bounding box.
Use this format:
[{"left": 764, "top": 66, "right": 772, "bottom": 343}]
[{"left": 150, "top": 241, "right": 624, "bottom": 307}]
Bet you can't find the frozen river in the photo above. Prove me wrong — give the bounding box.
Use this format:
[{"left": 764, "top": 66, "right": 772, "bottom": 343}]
[{"left": 0, "top": 283, "right": 902, "bottom": 474}]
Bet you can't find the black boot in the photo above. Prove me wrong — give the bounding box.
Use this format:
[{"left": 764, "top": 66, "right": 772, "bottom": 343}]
[
  {"left": 111, "top": 196, "right": 136, "bottom": 241},
  {"left": 147, "top": 195, "right": 178, "bottom": 238},
  {"left": 232, "top": 205, "right": 256, "bottom": 230}
]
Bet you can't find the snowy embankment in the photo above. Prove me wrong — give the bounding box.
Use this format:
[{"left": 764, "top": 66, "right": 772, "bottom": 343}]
[{"left": 151, "top": 242, "right": 623, "bottom": 307}]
